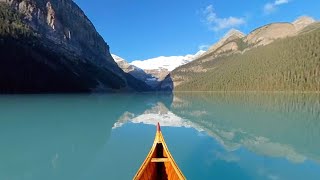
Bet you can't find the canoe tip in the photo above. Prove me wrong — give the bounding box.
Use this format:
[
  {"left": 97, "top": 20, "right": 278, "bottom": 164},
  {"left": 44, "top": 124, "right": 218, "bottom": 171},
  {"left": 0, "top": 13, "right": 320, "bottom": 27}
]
[{"left": 157, "top": 122, "right": 161, "bottom": 132}]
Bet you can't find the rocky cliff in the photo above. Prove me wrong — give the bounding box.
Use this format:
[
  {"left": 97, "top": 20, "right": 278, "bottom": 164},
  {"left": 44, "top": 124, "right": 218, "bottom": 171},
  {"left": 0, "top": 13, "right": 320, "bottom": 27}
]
[
  {"left": 1, "top": 0, "right": 116, "bottom": 66},
  {"left": 0, "top": 1, "right": 150, "bottom": 93}
]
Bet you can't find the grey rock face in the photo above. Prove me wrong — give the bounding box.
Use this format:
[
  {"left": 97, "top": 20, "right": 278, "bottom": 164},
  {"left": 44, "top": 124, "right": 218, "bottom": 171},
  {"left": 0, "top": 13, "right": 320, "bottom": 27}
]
[
  {"left": 0, "top": 0, "right": 152, "bottom": 92},
  {"left": 1, "top": 0, "right": 117, "bottom": 69}
]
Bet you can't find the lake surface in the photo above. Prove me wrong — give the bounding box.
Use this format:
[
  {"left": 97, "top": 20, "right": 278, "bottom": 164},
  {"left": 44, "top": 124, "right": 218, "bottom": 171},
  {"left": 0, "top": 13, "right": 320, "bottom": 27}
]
[{"left": 0, "top": 92, "right": 320, "bottom": 180}]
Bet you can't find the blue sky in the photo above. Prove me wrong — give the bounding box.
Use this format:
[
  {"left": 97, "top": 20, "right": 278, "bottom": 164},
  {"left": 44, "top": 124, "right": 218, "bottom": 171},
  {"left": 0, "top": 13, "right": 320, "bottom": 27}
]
[{"left": 74, "top": 0, "right": 320, "bottom": 62}]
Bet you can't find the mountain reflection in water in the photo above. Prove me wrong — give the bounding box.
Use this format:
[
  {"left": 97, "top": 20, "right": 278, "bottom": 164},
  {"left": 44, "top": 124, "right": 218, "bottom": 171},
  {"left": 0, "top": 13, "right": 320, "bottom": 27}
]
[
  {"left": 112, "top": 92, "right": 320, "bottom": 179},
  {"left": 171, "top": 92, "right": 320, "bottom": 163},
  {"left": 113, "top": 93, "right": 320, "bottom": 164},
  {"left": 0, "top": 93, "right": 319, "bottom": 180}
]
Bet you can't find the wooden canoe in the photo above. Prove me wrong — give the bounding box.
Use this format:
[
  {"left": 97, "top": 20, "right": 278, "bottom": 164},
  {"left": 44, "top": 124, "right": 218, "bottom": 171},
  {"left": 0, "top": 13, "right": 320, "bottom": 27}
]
[{"left": 133, "top": 123, "right": 186, "bottom": 180}]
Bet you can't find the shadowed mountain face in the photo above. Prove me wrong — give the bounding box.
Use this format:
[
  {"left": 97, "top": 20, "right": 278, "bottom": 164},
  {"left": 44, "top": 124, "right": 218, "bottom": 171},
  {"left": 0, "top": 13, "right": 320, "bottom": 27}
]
[{"left": 0, "top": 1, "right": 151, "bottom": 93}]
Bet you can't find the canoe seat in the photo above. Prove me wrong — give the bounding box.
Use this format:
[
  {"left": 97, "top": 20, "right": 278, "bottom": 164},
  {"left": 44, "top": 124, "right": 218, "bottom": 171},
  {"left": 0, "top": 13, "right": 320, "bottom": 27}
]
[{"left": 151, "top": 158, "right": 169, "bottom": 162}]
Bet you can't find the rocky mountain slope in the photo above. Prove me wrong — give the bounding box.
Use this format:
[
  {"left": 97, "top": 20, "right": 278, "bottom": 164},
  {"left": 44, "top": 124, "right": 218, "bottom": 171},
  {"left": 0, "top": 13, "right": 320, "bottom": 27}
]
[
  {"left": 164, "top": 16, "right": 319, "bottom": 91},
  {"left": 112, "top": 54, "right": 159, "bottom": 88},
  {"left": 200, "top": 29, "right": 245, "bottom": 60},
  {"left": 194, "top": 16, "right": 315, "bottom": 65},
  {"left": 0, "top": 1, "right": 150, "bottom": 93}
]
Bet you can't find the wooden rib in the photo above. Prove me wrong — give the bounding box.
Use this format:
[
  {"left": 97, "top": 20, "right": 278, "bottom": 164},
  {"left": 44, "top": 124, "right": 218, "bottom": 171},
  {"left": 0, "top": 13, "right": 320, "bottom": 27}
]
[{"left": 151, "top": 158, "right": 169, "bottom": 162}]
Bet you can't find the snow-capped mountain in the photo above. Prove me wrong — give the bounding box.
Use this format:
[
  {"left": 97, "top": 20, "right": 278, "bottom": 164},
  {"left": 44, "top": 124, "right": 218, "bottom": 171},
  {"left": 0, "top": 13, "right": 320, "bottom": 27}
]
[
  {"left": 112, "top": 54, "right": 159, "bottom": 88},
  {"left": 131, "top": 50, "right": 206, "bottom": 72},
  {"left": 113, "top": 50, "right": 206, "bottom": 88}
]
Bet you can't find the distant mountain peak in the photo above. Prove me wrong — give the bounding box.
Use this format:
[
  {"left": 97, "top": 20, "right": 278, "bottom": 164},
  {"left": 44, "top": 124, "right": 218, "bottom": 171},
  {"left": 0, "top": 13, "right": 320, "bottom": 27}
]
[
  {"left": 224, "top": 29, "right": 245, "bottom": 39},
  {"left": 111, "top": 54, "right": 125, "bottom": 63},
  {"left": 111, "top": 54, "right": 161, "bottom": 88},
  {"left": 111, "top": 54, "right": 131, "bottom": 69},
  {"left": 292, "top": 16, "right": 316, "bottom": 31},
  {"left": 201, "top": 29, "right": 245, "bottom": 58},
  {"left": 293, "top": 16, "right": 316, "bottom": 24},
  {"left": 131, "top": 50, "right": 206, "bottom": 72}
]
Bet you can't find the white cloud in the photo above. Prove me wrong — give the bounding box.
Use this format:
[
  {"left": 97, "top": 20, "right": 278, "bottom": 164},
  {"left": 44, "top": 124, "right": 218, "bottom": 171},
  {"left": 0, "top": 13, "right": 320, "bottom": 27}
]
[
  {"left": 203, "top": 5, "right": 246, "bottom": 31},
  {"left": 264, "top": 0, "right": 290, "bottom": 14},
  {"left": 264, "top": 3, "right": 275, "bottom": 13},
  {"left": 198, "top": 44, "right": 210, "bottom": 51},
  {"left": 275, "top": 0, "right": 289, "bottom": 5}
]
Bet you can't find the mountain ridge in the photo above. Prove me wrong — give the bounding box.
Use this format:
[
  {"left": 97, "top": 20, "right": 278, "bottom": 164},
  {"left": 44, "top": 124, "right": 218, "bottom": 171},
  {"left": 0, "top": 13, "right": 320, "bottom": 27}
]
[
  {"left": 163, "top": 16, "right": 320, "bottom": 91},
  {"left": 197, "top": 16, "right": 316, "bottom": 64}
]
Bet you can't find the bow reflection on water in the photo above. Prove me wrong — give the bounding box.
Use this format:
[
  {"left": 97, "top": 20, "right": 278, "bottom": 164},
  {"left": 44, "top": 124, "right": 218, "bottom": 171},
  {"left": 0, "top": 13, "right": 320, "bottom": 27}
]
[{"left": 114, "top": 92, "right": 320, "bottom": 164}]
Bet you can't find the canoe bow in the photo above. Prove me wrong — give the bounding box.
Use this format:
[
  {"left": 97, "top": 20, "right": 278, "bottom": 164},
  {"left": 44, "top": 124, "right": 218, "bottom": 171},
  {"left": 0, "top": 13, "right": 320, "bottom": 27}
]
[{"left": 133, "top": 123, "right": 186, "bottom": 180}]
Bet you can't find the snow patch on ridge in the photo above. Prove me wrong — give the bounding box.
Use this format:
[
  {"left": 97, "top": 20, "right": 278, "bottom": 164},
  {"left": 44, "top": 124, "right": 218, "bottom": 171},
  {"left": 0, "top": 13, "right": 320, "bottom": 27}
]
[{"left": 131, "top": 50, "right": 206, "bottom": 71}]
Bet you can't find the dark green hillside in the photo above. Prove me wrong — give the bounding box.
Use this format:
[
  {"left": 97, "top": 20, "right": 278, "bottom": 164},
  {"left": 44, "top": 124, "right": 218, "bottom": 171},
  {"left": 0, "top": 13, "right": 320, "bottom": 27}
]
[{"left": 173, "top": 28, "right": 320, "bottom": 91}]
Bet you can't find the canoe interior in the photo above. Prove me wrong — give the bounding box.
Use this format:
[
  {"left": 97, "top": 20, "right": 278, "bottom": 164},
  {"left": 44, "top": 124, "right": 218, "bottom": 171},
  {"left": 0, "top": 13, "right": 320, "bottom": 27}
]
[
  {"left": 137, "top": 143, "right": 181, "bottom": 180},
  {"left": 133, "top": 123, "right": 186, "bottom": 180}
]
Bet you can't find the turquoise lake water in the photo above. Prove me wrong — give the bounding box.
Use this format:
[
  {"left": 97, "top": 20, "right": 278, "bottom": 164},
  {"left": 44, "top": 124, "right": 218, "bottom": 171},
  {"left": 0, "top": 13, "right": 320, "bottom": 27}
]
[{"left": 0, "top": 93, "right": 319, "bottom": 180}]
